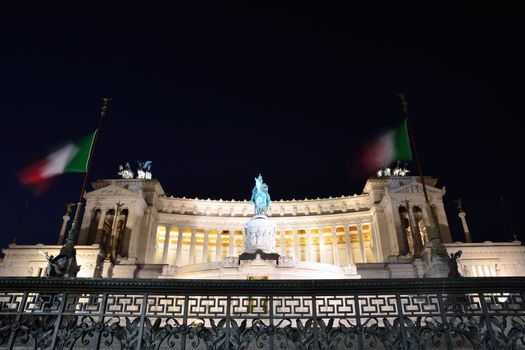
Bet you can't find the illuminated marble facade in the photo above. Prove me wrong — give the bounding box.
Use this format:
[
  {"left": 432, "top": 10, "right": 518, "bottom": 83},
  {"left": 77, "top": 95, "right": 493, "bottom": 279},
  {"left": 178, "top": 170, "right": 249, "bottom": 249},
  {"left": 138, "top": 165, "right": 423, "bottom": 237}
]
[{"left": 1, "top": 176, "right": 524, "bottom": 279}]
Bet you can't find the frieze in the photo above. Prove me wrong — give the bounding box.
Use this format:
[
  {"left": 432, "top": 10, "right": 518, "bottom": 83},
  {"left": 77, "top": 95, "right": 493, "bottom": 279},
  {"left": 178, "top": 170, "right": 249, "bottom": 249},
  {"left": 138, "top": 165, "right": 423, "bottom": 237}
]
[
  {"left": 156, "top": 214, "right": 374, "bottom": 232},
  {"left": 389, "top": 182, "right": 443, "bottom": 195},
  {"left": 156, "top": 194, "right": 371, "bottom": 218},
  {"left": 86, "top": 184, "right": 143, "bottom": 200}
]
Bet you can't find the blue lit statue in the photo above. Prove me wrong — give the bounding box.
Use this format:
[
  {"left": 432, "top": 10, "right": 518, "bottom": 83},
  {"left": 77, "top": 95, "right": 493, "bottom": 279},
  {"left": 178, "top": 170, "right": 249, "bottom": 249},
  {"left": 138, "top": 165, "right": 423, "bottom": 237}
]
[{"left": 250, "top": 174, "right": 271, "bottom": 215}]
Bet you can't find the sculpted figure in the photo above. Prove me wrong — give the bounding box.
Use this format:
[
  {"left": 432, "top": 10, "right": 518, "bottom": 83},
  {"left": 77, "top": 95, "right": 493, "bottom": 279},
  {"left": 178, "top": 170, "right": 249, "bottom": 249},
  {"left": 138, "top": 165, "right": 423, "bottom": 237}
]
[
  {"left": 250, "top": 174, "right": 271, "bottom": 215},
  {"left": 448, "top": 250, "right": 462, "bottom": 278},
  {"left": 137, "top": 160, "right": 153, "bottom": 179},
  {"left": 45, "top": 253, "right": 69, "bottom": 277},
  {"left": 117, "top": 162, "right": 134, "bottom": 179}
]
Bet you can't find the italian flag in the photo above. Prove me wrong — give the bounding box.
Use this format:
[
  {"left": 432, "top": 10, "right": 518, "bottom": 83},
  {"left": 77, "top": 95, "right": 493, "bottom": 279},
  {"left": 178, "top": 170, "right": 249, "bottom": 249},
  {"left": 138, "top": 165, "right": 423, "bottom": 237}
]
[
  {"left": 358, "top": 119, "right": 413, "bottom": 174},
  {"left": 17, "top": 130, "right": 96, "bottom": 195}
]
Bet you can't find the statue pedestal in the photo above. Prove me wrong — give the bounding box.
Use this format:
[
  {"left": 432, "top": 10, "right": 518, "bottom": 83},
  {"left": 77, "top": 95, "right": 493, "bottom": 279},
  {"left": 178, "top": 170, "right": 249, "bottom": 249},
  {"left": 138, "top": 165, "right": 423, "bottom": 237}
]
[
  {"left": 425, "top": 256, "right": 450, "bottom": 278},
  {"left": 243, "top": 215, "right": 276, "bottom": 254},
  {"left": 240, "top": 215, "right": 279, "bottom": 265}
]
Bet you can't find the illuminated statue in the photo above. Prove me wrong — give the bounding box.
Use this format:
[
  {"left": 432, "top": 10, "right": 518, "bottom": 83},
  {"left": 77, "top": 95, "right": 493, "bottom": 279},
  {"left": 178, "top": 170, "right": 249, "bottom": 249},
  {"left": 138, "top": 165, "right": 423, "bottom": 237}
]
[
  {"left": 250, "top": 174, "right": 271, "bottom": 215},
  {"left": 399, "top": 162, "right": 410, "bottom": 176},
  {"left": 377, "top": 162, "right": 410, "bottom": 177},
  {"left": 117, "top": 162, "right": 134, "bottom": 179},
  {"left": 393, "top": 161, "right": 401, "bottom": 176},
  {"left": 137, "top": 161, "right": 152, "bottom": 179}
]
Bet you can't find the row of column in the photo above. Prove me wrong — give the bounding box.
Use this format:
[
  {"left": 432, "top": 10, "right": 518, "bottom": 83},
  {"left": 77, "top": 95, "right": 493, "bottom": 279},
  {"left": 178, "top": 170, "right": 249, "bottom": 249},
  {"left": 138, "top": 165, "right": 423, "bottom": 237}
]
[
  {"left": 158, "top": 223, "right": 374, "bottom": 266},
  {"left": 278, "top": 224, "right": 370, "bottom": 265},
  {"left": 160, "top": 226, "right": 237, "bottom": 266}
]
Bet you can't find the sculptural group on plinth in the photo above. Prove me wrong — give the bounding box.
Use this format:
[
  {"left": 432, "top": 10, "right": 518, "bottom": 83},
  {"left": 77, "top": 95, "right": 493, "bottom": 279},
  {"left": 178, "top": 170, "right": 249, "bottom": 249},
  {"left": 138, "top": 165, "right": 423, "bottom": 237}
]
[
  {"left": 250, "top": 174, "right": 271, "bottom": 216},
  {"left": 117, "top": 160, "right": 153, "bottom": 179},
  {"left": 240, "top": 174, "right": 279, "bottom": 264}
]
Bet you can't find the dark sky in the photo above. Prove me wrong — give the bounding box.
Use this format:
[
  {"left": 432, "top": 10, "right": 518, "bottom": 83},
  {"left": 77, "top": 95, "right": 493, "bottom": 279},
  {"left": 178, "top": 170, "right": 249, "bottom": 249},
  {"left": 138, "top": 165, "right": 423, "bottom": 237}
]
[{"left": 0, "top": 4, "right": 523, "bottom": 254}]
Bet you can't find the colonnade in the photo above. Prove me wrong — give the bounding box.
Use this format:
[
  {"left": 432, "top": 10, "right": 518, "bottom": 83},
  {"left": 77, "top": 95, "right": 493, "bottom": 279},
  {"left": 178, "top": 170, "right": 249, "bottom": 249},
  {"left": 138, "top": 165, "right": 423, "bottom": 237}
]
[{"left": 155, "top": 223, "right": 377, "bottom": 267}]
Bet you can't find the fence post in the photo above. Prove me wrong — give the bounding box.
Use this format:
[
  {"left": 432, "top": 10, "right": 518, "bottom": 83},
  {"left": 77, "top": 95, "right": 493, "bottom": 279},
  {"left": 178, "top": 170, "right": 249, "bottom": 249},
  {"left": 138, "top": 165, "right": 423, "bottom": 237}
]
[
  {"left": 136, "top": 292, "right": 147, "bottom": 350},
  {"left": 7, "top": 291, "right": 29, "bottom": 350},
  {"left": 269, "top": 295, "right": 274, "bottom": 350},
  {"left": 478, "top": 291, "right": 497, "bottom": 349},
  {"left": 394, "top": 293, "right": 408, "bottom": 349},
  {"left": 95, "top": 292, "right": 109, "bottom": 349},
  {"left": 437, "top": 292, "right": 454, "bottom": 350},
  {"left": 312, "top": 295, "right": 319, "bottom": 350},
  {"left": 354, "top": 294, "right": 363, "bottom": 350},
  {"left": 225, "top": 295, "right": 231, "bottom": 350},
  {"left": 49, "top": 292, "right": 68, "bottom": 350}
]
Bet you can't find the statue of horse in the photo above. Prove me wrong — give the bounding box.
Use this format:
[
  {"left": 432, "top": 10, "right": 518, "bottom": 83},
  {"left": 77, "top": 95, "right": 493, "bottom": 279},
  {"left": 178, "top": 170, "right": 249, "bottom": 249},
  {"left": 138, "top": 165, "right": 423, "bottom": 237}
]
[
  {"left": 117, "top": 162, "right": 134, "bottom": 179},
  {"left": 137, "top": 161, "right": 153, "bottom": 179},
  {"left": 250, "top": 174, "right": 271, "bottom": 215}
]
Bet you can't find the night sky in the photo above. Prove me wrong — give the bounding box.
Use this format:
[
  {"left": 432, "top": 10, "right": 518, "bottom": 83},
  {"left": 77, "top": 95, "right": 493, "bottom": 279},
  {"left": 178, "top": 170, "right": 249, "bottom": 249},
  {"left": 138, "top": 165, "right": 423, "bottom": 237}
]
[{"left": 1, "top": 5, "right": 523, "bottom": 254}]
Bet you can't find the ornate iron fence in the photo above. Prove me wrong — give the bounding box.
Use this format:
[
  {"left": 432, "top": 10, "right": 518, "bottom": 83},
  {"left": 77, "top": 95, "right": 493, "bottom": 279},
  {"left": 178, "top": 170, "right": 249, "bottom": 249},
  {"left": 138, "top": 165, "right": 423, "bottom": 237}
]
[{"left": 1, "top": 277, "right": 525, "bottom": 349}]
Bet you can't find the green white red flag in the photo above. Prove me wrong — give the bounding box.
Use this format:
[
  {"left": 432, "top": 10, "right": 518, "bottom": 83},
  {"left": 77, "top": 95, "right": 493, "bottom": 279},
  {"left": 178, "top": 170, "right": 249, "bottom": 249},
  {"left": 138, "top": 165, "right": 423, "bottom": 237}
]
[
  {"left": 17, "top": 130, "right": 96, "bottom": 195},
  {"left": 357, "top": 119, "right": 413, "bottom": 174}
]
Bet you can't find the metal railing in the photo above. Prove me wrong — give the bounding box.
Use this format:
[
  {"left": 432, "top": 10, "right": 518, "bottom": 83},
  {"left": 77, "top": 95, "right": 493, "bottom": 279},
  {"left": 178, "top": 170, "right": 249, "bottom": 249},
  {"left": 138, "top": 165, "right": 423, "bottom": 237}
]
[{"left": 1, "top": 277, "right": 525, "bottom": 349}]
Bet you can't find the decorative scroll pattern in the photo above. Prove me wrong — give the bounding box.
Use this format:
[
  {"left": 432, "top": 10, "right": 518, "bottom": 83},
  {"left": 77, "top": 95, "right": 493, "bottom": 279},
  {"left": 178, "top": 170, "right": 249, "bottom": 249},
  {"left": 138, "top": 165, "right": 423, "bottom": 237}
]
[{"left": 1, "top": 286, "right": 525, "bottom": 349}]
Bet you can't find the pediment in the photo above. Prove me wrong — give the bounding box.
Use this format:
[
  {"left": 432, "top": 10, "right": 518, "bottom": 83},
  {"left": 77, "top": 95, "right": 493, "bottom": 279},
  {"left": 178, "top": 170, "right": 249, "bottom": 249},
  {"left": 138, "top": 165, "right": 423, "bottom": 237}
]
[
  {"left": 84, "top": 183, "right": 141, "bottom": 199},
  {"left": 389, "top": 181, "right": 443, "bottom": 195}
]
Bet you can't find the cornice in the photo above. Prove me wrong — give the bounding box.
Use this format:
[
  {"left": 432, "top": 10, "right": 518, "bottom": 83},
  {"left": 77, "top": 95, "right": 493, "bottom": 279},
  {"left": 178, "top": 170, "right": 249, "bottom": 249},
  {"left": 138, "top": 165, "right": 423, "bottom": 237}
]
[
  {"left": 156, "top": 195, "right": 372, "bottom": 219},
  {"left": 156, "top": 212, "right": 374, "bottom": 229},
  {"left": 1, "top": 277, "right": 524, "bottom": 295}
]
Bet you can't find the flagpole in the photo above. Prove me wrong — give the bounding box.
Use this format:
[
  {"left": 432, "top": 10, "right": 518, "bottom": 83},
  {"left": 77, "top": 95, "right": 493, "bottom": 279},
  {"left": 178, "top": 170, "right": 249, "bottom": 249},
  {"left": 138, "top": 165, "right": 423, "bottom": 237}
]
[
  {"left": 397, "top": 94, "right": 448, "bottom": 262},
  {"left": 398, "top": 94, "right": 429, "bottom": 203},
  {"left": 60, "top": 98, "right": 111, "bottom": 268}
]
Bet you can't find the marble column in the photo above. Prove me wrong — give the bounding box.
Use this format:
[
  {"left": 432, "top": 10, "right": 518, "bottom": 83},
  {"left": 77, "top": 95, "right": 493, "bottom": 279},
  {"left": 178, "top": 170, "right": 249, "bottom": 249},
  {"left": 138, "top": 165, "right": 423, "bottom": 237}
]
[
  {"left": 358, "top": 224, "right": 366, "bottom": 263},
  {"left": 293, "top": 230, "right": 299, "bottom": 262},
  {"left": 123, "top": 210, "right": 138, "bottom": 258},
  {"left": 162, "top": 224, "right": 172, "bottom": 264},
  {"left": 458, "top": 211, "right": 472, "bottom": 243},
  {"left": 421, "top": 206, "right": 431, "bottom": 233},
  {"left": 57, "top": 213, "right": 71, "bottom": 245},
  {"left": 202, "top": 229, "right": 209, "bottom": 262},
  {"left": 318, "top": 228, "right": 325, "bottom": 263},
  {"left": 145, "top": 218, "right": 158, "bottom": 264},
  {"left": 280, "top": 229, "right": 286, "bottom": 256},
  {"left": 215, "top": 230, "right": 222, "bottom": 261},
  {"left": 435, "top": 202, "right": 452, "bottom": 243},
  {"left": 175, "top": 227, "right": 184, "bottom": 266},
  {"left": 409, "top": 207, "right": 424, "bottom": 254},
  {"left": 189, "top": 228, "right": 197, "bottom": 264},
  {"left": 393, "top": 203, "right": 410, "bottom": 256},
  {"left": 94, "top": 209, "right": 107, "bottom": 246},
  {"left": 371, "top": 219, "right": 382, "bottom": 262},
  {"left": 344, "top": 225, "right": 353, "bottom": 264},
  {"left": 306, "top": 230, "right": 312, "bottom": 262},
  {"left": 229, "top": 228, "right": 235, "bottom": 257},
  {"left": 331, "top": 227, "right": 339, "bottom": 266}
]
